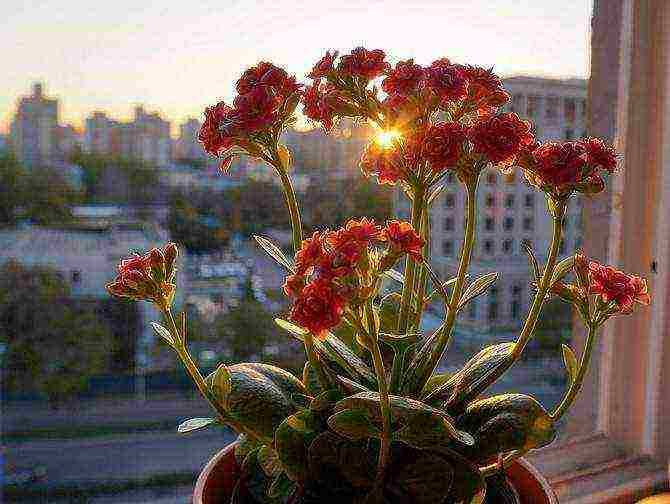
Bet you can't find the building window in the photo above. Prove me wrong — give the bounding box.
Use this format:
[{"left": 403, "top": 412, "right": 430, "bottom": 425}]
[
  {"left": 444, "top": 193, "right": 455, "bottom": 208},
  {"left": 71, "top": 270, "right": 81, "bottom": 283},
  {"left": 442, "top": 240, "right": 453, "bottom": 256},
  {"left": 527, "top": 95, "right": 540, "bottom": 117},
  {"left": 511, "top": 284, "right": 522, "bottom": 297},
  {"left": 444, "top": 217, "right": 454, "bottom": 231},
  {"left": 502, "top": 239, "right": 514, "bottom": 254},
  {"left": 485, "top": 193, "right": 496, "bottom": 208},
  {"left": 580, "top": 98, "right": 587, "bottom": 118},
  {"left": 511, "top": 94, "right": 524, "bottom": 114},
  {"left": 485, "top": 217, "right": 495, "bottom": 232},
  {"left": 523, "top": 217, "right": 534, "bottom": 231},
  {"left": 504, "top": 194, "right": 515, "bottom": 208},
  {"left": 503, "top": 217, "right": 514, "bottom": 231},
  {"left": 483, "top": 240, "right": 494, "bottom": 255},
  {"left": 564, "top": 98, "right": 576, "bottom": 123},
  {"left": 488, "top": 302, "right": 498, "bottom": 321},
  {"left": 524, "top": 193, "right": 535, "bottom": 208},
  {"left": 511, "top": 300, "right": 520, "bottom": 319},
  {"left": 486, "top": 172, "right": 497, "bottom": 185},
  {"left": 546, "top": 96, "right": 559, "bottom": 121}
]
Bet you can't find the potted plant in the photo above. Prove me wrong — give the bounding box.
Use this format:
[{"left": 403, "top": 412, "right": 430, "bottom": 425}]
[{"left": 107, "top": 48, "right": 651, "bottom": 503}]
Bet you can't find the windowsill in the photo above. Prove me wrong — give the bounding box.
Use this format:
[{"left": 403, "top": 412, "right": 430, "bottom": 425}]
[{"left": 529, "top": 433, "right": 669, "bottom": 502}]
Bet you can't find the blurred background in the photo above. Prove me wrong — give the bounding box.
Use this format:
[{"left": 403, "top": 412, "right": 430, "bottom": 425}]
[{"left": 3, "top": 1, "right": 667, "bottom": 503}]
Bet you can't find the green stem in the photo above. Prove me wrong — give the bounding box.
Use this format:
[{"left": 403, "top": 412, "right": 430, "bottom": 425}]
[
  {"left": 397, "top": 187, "right": 425, "bottom": 334},
  {"left": 365, "top": 301, "right": 392, "bottom": 491},
  {"left": 512, "top": 201, "right": 566, "bottom": 359},
  {"left": 550, "top": 324, "right": 598, "bottom": 421},
  {"left": 304, "top": 332, "right": 330, "bottom": 391},
  {"left": 275, "top": 165, "right": 303, "bottom": 255},
  {"left": 422, "top": 178, "right": 478, "bottom": 378},
  {"left": 412, "top": 204, "right": 431, "bottom": 331}
]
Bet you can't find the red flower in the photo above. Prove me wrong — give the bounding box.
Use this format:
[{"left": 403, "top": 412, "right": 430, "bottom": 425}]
[
  {"left": 531, "top": 141, "right": 588, "bottom": 187},
  {"left": 236, "top": 61, "right": 300, "bottom": 98},
  {"left": 342, "top": 217, "right": 384, "bottom": 243},
  {"left": 470, "top": 112, "right": 534, "bottom": 165},
  {"left": 198, "top": 102, "right": 238, "bottom": 156},
  {"left": 308, "top": 50, "right": 339, "bottom": 79},
  {"left": 461, "top": 65, "right": 509, "bottom": 113},
  {"left": 424, "top": 122, "right": 467, "bottom": 172},
  {"left": 295, "top": 232, "right": 325, "bottom": 274},
  {"left": 588, "top": 260, "right": 650, "bottom": 314},
  {"left": 290, "top": 280, "right": 345, "bottom": 339},
  {"left": 326, "top": 218, "right": 383, "bottom": 269},
  {"left": 359, "top": 141, "right": 404, "bottom": 185},
  {"left": 338, "top": 47, "right": 390, "bottom": 80},
  {"left": 283, "top": 273, "right": 306, "bottom": 298},
  {"left": 424, "top": 58, "right": 468, "bottom": 103},
  {"left": 581, "top": 137, "right": 617, "bottom": 173},
  {"left": 302, "top": 81, "right": 350, "bottom": 132},
  {"left": 232, "top": 87, "right": 283, "bottom": 133},
  {"left": 383, "top": 220, "right": 424, "bottom": 260},
  {"left": 382, "top": 59, "right": 425, "bottom": 96}
]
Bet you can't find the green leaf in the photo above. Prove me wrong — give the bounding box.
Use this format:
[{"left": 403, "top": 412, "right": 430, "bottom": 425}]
[
  {"left": 335, "top": 391, "right": 473, "bottom": 446},
  {"left": 424, "top": 276, "right": 460, "bottom": 304},
  {"left": 424, "top": 342, "right": 515, "bottom": 416},
  {"left": 426, "top": 184, "right": 445, "bottom": 205},
  {"left": 239, "top": 447, "right": 271, "bottom": 504},
  {"left": 327, "top": 409, "right": 381, "bottom": 441},
  {"left": 268, "top": 471, "right": 295, "bottom": 502},
  {"left": 235, "top": 433, "right": 261, "bottom": 466},
  {"left": 150, "top": 322, "right": 174, "bottom": 348},
  {"left": 307, "top": 431, "right": 376, "bottom": 490},
  {"left": 291, "top": 393, "right": 313, "bottom": 409},
  {"left": 551, "top": 255, "right": 576, "bottom": 285},
  {"left": 458, "top": 272, "right": 499, "bottom": 309},
  {"left": 420, "top": 373, "right": 452, "bottom": 396},
  {"left": 383, "top": 268, "right": 405, "bottom": 284},
  {"left": 335, "top": 375, "right": 370, "bottom": 395},
  {"left": 456, "top": 393, "right": 557, "bottom": 462},
  {"left": 562, "top": 344, "right": 578, "bottom": 385},
  {"left": 386, "top": 450, "right": 454, "bottom": 504},
  {"left": 392, "top": 411, "right": 474, "bottom": 448},
  {"left": 522, "top": 241, "right": 541, "bottom": 281},
  {"left": 275, "top": 409, "right": 320, "bottom": 482},
  {"left": 275, "top": 318, "right": 308, "bottom": 336},
  {"left": 258, "top": 445, "right": 282, "bottom": 478},
  {"left": 309, "top": 389, "right": 342, "bottom": 412},
  {"left": 254, "top": 235, "right": 295, "bottom": 273},
  {"left": 176, "top": 417, "right": 217, "bottom": 434},
  {"left": 211, "top": 363, "right": 231, "bottom": 397}
]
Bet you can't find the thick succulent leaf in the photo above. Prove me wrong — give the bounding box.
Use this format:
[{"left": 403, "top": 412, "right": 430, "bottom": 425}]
[
  {"left": 209, "top": 364, "right": 231, "bottom": 398},
  {"left": 561, "top": 344, "right": 578, "bottom": 385},
  {"left": 240, "top": 447, "right": 272, "bottom": 504},
  {"left": 421, "top": 373, "right": 452, "bottom": 396},
  {"left": 444, "top": 448, "right": 486, "bottom": 503},
  {"left": 291, "top": 393, "right": 313, "bottom": 409},
  {"left": 458, "top": 272, "right": 499, "bottom": 310},
  {"left": 482, "top": 473, "right": 520, "bottom": 504},
  {"left": 550, "top": 255, "right": 576, "bottom": 285},
  {"left": 236, "top": 363, "right": 306, "bottom": 399},
  {"left": 268, "top": 471, "right": 296, "bottom": 503},
  {"left": 456, "top": 394, "right": 557, "bottom": 462},
  {"left": 424, "top": 276, "right": 460, "bottom": 304},
  {"left": 379, "top": 292, "right": 418, "bottom": 334},
  {"left": 309, "top": 389, "right": 343, "bottom": 412},
  {"left": 521, "top": 240, "right": 541, "bottom": 281},
  {"left": 386, "top": 450, "right": 454, "bottom": 504},
  {"left": 176, "top": 417, "right": 217, "bottom": 434},
  {"left": 308, "top": 431, "right": 376, "bottom": 490},
  {"left": 425, "top": 343, "right": 515, "bottom": 415},
  {"left": 393, "top": 410, "right": 474, "bottom": 448},
  {"left": 335, "top": 392, "right": 473, "bottom": 446},
  {"left": 235, "top": 433, "right": 262, "bottom": 466},
  {"left": 254, "top": 235, "right": 295, "bottom": 273},
  {"left": 335, "top": 375, "right": 371, "bottom": 395},
  {"left": 205, "top": 363, "right": 296, "bottom": 443},
  {"left": 275, "top": 317, "right": 308, "bottom": 336},
  {"left": 383, "top": 268, "right": 405, "bottom": 284},
  {"left": 274, "top": 409, "right": 321, "bottom": 482},
  {"left": 258, "top": 445, "right": 282, "bottom": 478},
  {"left": 327, "top": 409, "right": 381, "bottom": 441},
  {"left": 426, "top": 183, "right": 445, "bottom": 205},
  {"left": 302, "top": 361, "right": 323, "bottom": 396},
  {"left": 150, "top": 322, "right": 175, "bottom": 348}
]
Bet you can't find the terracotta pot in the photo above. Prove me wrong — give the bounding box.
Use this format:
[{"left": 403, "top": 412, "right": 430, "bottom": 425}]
[{"left": 193, "top": 443, "right": 558, "bottom": 504}]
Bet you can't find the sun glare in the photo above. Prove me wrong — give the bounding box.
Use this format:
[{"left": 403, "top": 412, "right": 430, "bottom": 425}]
[{"left": 376, "top": 129, "right": 401, "bottom": 148}]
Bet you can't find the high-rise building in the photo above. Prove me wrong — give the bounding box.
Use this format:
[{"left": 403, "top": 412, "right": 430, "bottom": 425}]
[
  {"left": 397, "top": 76, "right": 587, "bottom": 332},
  {"left": 133, "top": 106, "right": 171, "bottom": 166},
  {"left": 83, "top": 111, "right": 117, "bottom": 156},
  {"left": 10, "top": 83, "right": 59, "bottom": 167},
  {"left": 175, "top": 118, "right": 207, "bottom": 161}
]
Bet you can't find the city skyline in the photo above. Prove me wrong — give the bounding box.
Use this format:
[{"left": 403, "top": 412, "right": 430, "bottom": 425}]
[{"left": 2, "top": 0, "right": 593, "bottom": 134}]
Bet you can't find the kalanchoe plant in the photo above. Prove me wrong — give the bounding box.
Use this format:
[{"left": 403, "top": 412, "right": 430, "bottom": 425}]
[{"left": 107, "top": 48, "right": 650, "bottom": 504}]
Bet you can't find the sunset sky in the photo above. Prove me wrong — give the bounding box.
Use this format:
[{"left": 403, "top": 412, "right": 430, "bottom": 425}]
[{"left": 2, "top": 0, "right": 592, "bottom": 135}]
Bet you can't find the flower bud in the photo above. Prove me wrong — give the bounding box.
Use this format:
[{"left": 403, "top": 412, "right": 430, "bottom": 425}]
[
  {"left": 573, "top": 251, "right": 589, "bottom": 291},
  {"left": 148, "top": 248, "right": 166, "bottom": 282},
  {"left": 163, "top": 243, "right": 179, "bottom": 282}
]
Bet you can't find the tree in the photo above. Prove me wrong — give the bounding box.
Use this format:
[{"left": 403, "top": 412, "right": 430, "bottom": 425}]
[
  {"left": 0, "top": 154, "right": 24, "bottom": 226},
  {"left": 0, "top": 261, "right": 114, "bottom": 405}
]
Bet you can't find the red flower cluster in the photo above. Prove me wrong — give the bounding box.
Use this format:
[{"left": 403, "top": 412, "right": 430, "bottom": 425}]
[
  {"left": 382, "top": 59, "right": 425, "bottom": 97},
  {"left": 424, "top": 58, "right": 468, "bottom": 103},
  {"left": 359, "top": 140, "right": 404, "bottom": 185},
  {"left": 460, "top": 65, "right": 510, "bottom": 115},
  {"left": 424, "top": 122, "right": 468, "bottom": 172},
  {"left": 520, "top": 138, "right": 617, "bottom": 194},
  {"left": 383, "top": 220, "right": 424, "bottom": 260},
  {"left": 338, "top": 47, "right": 390, "bottom": 80},
  {"left": 198, "top": 61, "right": 300, "bottom": 170},
  {"left": 284, "top": 219, "right": 421, "bottom": 337},
  {"left": 302, "top": 81, "right": 351, "bottom": 132},
  {"left": 107, "top": 243, "right": 178, "bottom": 307},
  {"left": 308, "top": 50, "right": 339, "bottom": 79},
  {"left": 470, "top": 112, "right": 534, "bottom": 165},
  {"left": 587, "top": 260, "right": 650, "bottom": 314}
]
